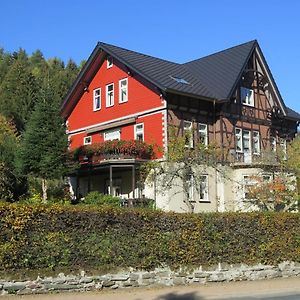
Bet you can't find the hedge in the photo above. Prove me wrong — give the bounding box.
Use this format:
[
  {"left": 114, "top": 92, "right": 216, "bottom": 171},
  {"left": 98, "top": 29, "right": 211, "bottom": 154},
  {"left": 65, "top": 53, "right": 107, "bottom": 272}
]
[{"left": 0, "top": 203, "right": 299, "bottom": 272}]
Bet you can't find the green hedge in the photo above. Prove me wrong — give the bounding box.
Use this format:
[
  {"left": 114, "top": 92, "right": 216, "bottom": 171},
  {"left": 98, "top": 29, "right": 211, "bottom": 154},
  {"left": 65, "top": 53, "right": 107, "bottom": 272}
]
[{"left": 0, "top": 203, "right": 299, "bottom": 272}]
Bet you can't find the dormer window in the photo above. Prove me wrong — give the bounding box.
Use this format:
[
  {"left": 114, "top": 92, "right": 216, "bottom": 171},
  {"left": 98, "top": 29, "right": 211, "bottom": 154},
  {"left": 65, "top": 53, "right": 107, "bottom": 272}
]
[
  {"left": 241, "top": 87, "right": 254, "bottom": 107},
  {"left": 107, "top": 56, "right": 113, "bottom": 68}
]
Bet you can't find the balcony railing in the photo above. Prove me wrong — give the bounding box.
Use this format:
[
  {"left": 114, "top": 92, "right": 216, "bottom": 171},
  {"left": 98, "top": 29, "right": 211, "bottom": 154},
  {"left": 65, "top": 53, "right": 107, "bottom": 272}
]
[
  {"left": 228, "top": 150, "right": 283, "bottom": 166},
  {"left": 71, "top": 140, "right": 154, "bottom": 165}
]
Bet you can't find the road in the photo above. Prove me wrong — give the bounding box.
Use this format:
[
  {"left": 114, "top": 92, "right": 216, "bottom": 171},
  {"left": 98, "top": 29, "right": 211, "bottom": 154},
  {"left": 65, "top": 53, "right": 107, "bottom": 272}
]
[{"left": 2, "top": 277, "right": 300, "bottom": 300}]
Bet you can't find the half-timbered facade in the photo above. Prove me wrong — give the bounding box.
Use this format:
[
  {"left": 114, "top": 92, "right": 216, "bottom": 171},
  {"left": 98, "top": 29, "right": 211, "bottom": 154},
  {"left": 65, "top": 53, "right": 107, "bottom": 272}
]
[{"left": 61, "top": 40, "right": 300, "bottom": 212}]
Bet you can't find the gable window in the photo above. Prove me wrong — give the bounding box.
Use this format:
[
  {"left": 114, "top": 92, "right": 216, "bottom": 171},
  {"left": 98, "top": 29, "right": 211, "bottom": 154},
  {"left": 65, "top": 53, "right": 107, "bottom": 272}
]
[
  {"left": 183, "top": 120, "right": 193, "bottom": 148},
  {"left": 134, "top": 123, "right": 144, "bottom": 141},
  {"left": 103, "top": 128, "right": 120, "bottom": 141},
  {"left": 119, "top": 78, "right": 128, "bottom": 103},
  {"left": 106, "top": 83, "right": 114, "bottom": 107},
  {"left": 198, "top": 123, "right": 208, "bottom": 146},
  {"left": 84, "top": 136, "right": 92, "bottom": 145},
  {"left": 199, "top": 175, "right": 209, "bottom": 201},
  {"left": 93, "top": 88, "right": 101, "bottom": 111},
  {"left": 107, "top": 56, "right": 113, "bottom": 68},
  {"left": 241, "top": 87, "right": 254, "bottom": 107},
  {"left": 253, "top": 131, "right": 260, "bottom": 154}
]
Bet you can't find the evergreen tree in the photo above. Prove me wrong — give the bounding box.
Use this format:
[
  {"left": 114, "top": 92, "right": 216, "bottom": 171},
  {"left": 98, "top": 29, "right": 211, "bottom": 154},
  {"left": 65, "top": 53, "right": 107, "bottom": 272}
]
[
  {"left": 16, "top": 86, "right": 68, "bottom": 202},
  {"left": 0, "top": 115, "right": 25, "bottom": 201},
  {"left": 0, "top": 52, "right": 39, "bottom": 131}
]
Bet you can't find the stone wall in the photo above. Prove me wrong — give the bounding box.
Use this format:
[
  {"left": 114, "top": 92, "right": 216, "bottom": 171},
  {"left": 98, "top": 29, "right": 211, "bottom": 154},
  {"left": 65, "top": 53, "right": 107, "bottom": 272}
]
[{"left": 1, "top": 261, "right": 300, "bottom": 296}]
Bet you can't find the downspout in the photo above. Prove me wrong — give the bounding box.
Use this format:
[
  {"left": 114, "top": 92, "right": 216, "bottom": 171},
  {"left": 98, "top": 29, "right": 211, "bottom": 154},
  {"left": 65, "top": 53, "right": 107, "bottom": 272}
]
[{"left": 213, "top": 99, "right": 219, "bottom": 211}]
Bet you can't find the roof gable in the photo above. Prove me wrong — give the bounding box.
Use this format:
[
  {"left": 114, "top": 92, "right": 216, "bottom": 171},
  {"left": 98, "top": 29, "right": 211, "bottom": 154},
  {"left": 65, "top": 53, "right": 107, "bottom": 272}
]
[{"left": 183, "top": 40, "right": 256, "bottom": 100}]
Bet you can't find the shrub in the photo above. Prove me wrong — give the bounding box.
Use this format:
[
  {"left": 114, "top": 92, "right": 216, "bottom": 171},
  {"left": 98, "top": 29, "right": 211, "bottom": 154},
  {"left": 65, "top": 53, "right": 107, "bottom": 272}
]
[
  {"left": 81, "top": 191, "right": 120, "bottom": 207},
  {"left": 0, "top": 203, "right": 299, "bottom": 273}
]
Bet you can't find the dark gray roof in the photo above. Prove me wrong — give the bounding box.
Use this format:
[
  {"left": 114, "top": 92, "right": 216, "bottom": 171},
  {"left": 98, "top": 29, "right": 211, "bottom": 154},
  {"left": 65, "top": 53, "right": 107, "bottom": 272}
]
[
  {"left": 286, "top": 107, "right": 300, "bottom": 121},
  {"left": 62, "top": 40, "right": 300, "bottom": 121},
  {"left": 100, "top": 40, "right": 257, "bottom": 101},
  {"left": 99, "top": 42, "right": 215, "bottom": 99},
  {"left": 183, "top": 40, "right": 256, "bottom": 99}
]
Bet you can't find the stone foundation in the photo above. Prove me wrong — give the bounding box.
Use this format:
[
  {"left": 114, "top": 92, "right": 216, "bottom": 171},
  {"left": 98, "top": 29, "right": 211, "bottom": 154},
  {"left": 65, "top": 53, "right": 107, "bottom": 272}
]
[{"left": 1, "top": 261, "right": 300, "bottom": 296}]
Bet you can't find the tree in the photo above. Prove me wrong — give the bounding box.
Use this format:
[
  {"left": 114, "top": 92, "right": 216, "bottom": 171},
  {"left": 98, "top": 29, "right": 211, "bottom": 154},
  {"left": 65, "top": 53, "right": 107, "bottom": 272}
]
[
  {"left": 0, "top": 115, "right": 25, "bottom": 201},
  {"left": 16, "top": 86, "right": 68, "bottom": 202},
  {"left": 0, "top": 51, "right": 39, "bottom": 131},
  {"left": 142, "top": 126, "right": 222, "bottom": 212}
]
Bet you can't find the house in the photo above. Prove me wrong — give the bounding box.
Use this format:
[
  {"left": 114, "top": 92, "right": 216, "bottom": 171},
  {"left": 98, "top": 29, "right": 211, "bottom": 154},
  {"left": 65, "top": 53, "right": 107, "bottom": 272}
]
[{"left": 61, "top": 40, "right": 300, "bottom": 212}]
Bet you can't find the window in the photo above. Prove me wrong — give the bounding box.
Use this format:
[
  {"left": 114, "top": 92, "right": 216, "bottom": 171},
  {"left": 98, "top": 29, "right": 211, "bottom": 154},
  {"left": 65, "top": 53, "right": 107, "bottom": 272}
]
[
  {"left": 187, "top": 175, "right": 194, "bottom": 201},
  {"left": 84, "top": 136, "right": 92, "bottom": 145},
  {"left": 236, "top": 128, "right": 252, "bottom": 153},
  {"left": 199, "top": 175, "right": 209, "bottom": 201},
  {"left": 262, "top": 174, "right": 272, "bottom": 182},
  {"left": 183, "top": 120, "right": 193, "bottom": 148},
  {"left": 270, "top": 136, "right": 277, "bottom": 152},
  {"left": 106, "top": 83, "right": 114, "bottom": 107},
  {"left": 170, "top": 75, "right": 190, "bottom": 85},
  {"left": 119, "top": 78, "right": 128, "bottom": 103},
  {"left": 243, "top": 130, "right": 251, "bottom": 153},
  {"left": 93, "top": 88, "right": 101, "bottom": 111},
  {"left": 243, "top": 175, "right": 256, "bottom": 200},
  {"left": 198, "top": 123, "right": 208, "bottom": 146},
  {"left": 107, "top": 56, "right": 113, "bottom": 68},
  {"left": 134, "top": 123, "right": 144, "bottom": 141},
  {"left": 103, "top": 128, "right": 120, "bottom": 141},
  {"left": 280, "top": 138, "right": 287, "bottom": 159},
  {"left": 235, "top": 128, "right": 242, "bottom": 152},
  {"left": 241, "top": 87, "right": 254, "bottom": 106},
  {"left": 253, "top": 131, "right": 260, "bottom": 154}
]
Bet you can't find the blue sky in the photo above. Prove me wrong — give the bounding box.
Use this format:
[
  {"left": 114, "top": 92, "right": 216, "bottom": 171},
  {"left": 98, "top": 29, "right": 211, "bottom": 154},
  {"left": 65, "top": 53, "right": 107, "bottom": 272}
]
[{"left": 1, "top": 0, "right": 299, "bottom": 113}]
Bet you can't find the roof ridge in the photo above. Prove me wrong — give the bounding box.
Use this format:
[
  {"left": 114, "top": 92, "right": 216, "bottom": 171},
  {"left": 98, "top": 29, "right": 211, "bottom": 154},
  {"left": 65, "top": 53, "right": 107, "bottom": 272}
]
[
  {"left": 183, "top": 40, "right": 257, "bottom": 65},
  {"left": 98, "top": 41, "right": 179, "bottom": 65}
]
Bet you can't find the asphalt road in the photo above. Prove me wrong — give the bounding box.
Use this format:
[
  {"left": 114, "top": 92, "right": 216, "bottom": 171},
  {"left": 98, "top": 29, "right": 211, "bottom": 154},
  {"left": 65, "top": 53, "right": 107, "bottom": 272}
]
[{"left": 2, "top": 276, "right": 300, "bottom": 300}]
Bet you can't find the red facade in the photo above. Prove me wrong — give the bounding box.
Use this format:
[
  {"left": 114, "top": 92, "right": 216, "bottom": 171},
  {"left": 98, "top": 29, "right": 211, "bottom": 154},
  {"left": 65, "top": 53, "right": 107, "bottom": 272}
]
[{"left": 66, "top": 57, "right": 165, "bottom": 157}]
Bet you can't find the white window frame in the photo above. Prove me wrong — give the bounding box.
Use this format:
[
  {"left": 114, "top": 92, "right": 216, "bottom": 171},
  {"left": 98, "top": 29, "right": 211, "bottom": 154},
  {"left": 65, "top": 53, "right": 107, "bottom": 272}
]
[
  {"left": 93, "top": 88, "right": 101, "bottom": 111},
  {"left": 183, "top": 120, "right": 193, "bottom": 148},
  {"left": 107, "top": 56, "right": 113, "bottom": 68},
  {"left": 106, "top": 83, "right": 114, "bottom": 107},
  {"left": 103, "top": 128, "right": 120, "bottom": 141},
  {"left": 252, "top": 131, "right": 260, "bottom": 155},
  {"left": 134, "top": 123, "right": 144, "bottom": 141},
  {"left": 84, "top": 136, "right": 92, "bottom": 145},
  {"left": 235, "top": 128, "right": 243, "bottom": 152},
  {"left": 241, "top": 87, "right": 254, "bottom": 107},
  {"left": 280, "top": 138, "right": 287, "bottom": 159},
  {"left": 270, "top": 136, "right": 277, "bottom": 152},
  {"left": 199, "top": 175, "right": 209, "bottom": 202},
  {"left": 119, "top": 78, "right": 128, "bottom": 103},
  {"left": 187, "top": 174, "right": 195, "bottom": 202},
  {"left": 198, "top": 123, "right": 208, "bottom": 146}
]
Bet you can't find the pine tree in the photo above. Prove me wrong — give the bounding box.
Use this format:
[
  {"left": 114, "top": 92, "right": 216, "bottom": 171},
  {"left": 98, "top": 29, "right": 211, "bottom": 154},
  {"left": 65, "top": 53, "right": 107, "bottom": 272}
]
[
  {"left": 16, "top": 86, "right": 68, "bottom": 202},
  {"left": 0, "top": 52, "right": 39, "bottom": 131}
]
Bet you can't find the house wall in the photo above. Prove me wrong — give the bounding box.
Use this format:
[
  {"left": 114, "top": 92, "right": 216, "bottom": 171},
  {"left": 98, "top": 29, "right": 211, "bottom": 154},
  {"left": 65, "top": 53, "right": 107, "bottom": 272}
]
[{"left": 67, "top": 56, "right": 165, "bottom": 158}]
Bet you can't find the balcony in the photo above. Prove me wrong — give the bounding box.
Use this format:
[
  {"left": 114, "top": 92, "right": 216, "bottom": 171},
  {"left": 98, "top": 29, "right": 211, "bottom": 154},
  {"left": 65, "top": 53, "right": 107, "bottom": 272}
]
[
  {"left": 228, "top": 150, "right": 282, "bottom": 167},
  {"left": 72, "top": 140, "right": 154, "bottom": 166}
]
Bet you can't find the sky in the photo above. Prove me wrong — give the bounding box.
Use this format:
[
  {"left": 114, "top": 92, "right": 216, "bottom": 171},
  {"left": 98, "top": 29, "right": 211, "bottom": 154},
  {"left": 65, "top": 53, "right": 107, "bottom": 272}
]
[{"left": 1, "top": 0, "right": 300, "bottom": 113}]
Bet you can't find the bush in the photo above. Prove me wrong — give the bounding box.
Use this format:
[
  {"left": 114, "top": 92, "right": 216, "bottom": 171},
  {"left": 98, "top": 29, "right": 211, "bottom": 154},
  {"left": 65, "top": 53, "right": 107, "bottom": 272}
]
[
  {"left": 0, "top": 203, "right": 299, "bottom": 273},
  {"left": 81, "top": 191, "right": 120, "bottom": 207}
]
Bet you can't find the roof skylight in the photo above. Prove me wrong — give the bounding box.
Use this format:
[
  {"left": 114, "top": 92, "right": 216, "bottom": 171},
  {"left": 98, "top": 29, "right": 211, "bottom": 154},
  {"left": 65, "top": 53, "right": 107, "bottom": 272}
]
[{"left": 170, "top": 75, "right": 190, "bottom": 85}]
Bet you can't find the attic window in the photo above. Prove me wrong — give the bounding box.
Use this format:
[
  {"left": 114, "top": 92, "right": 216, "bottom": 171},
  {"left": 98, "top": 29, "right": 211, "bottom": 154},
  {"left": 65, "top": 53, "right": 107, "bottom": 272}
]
[
  {"left": 170, "top": 76, "right": 190, "bottom": 85},
  {"left": 107, "top": 56, "right": 113, "bottom": 68}
]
